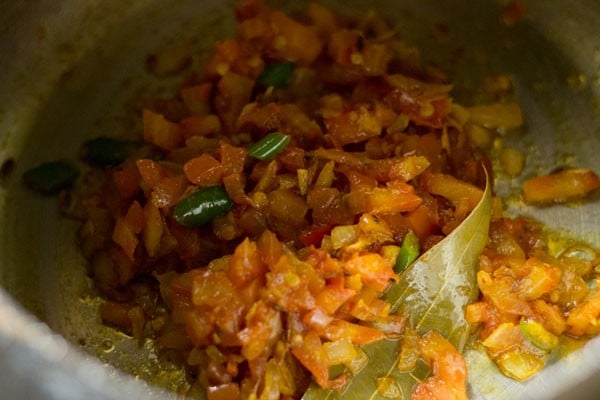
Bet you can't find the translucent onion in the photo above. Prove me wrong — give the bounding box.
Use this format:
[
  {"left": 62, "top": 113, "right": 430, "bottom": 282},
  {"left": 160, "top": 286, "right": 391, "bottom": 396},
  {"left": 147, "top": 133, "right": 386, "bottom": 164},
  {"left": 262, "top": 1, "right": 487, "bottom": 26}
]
[
  {"left": 324, "top": 338, "right": 357, "bottom": 365},
  {"left": 331, "top": 225, "right": 359, "bottom": 249}
]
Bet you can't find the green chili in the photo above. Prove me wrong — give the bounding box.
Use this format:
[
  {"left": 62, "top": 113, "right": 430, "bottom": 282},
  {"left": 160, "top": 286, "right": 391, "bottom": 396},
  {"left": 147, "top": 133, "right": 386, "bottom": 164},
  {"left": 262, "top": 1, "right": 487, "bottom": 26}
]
[
  {"left": 22, "top": 160, "right": 79, "bottom": 195},
  {"left": 81, "top": 136, "right": 136, "bottom": 166},
  {"left": 519, "top": 319, "right": 559, "bottom": 351},
  {"left": 395, "top": 230, "right": 420, "bottom": 273},
  {"left": 173, "top": 185, "right": 233, "bottom": 227},
  {"left": 248, "top": 132, "right": 291, "bottom": 161},
  {"left": 257, "top": 61, "right": 295, "bottom": 88}
]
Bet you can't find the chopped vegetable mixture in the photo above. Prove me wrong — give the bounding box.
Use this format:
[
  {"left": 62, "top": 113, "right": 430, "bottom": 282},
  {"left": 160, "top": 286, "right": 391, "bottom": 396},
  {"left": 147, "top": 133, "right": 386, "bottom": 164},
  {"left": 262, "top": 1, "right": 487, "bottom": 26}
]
[{"left": 25, "top": 1, "right": 600, "bottom": 399}]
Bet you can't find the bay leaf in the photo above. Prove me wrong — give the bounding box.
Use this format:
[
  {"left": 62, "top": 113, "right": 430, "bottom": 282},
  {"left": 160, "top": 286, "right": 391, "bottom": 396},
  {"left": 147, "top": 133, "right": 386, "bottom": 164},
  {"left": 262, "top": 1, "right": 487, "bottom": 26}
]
[{"left": 303, "top": 176, "right": 492, "bottom": 400}]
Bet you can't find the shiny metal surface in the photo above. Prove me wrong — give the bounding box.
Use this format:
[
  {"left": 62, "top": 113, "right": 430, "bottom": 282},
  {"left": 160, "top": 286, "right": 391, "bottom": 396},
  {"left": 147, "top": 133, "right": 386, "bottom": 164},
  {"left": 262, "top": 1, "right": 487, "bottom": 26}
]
[{"left": 0, "top": 0, "right": 598, "bottom": 398}]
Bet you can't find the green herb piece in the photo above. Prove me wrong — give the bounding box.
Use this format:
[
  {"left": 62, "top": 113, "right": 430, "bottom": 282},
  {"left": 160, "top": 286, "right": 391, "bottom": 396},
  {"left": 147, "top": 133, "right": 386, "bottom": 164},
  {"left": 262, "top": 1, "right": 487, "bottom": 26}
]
[
  {"left": 248, "top": 132, "right": 291, "bottom": 161},
  {"left": 520, "top": 319, "right": 559, "bottom": 351},
  {"left": 173, "top": 185, "right": 233, "bottom": 227},
  {"left": 303, "top": 172, "right": 492, "bottom": 400},
  {"left": 395, "top": 230, "right": 420, "bottom": 273},
  {"left": 22, "top": 160, "right": 79, "bottom": 195},
  {"left": 257, "top": 61, "right": 295, "bottom": 88},
  {"left": 81, "top": 136, "right": 136, "bottom": 166}
]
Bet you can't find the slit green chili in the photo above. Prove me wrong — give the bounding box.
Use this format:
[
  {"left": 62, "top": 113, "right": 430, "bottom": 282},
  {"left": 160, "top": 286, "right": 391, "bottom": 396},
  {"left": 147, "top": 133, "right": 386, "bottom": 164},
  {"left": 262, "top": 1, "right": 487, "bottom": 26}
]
[
  {"left": 23, "top": 160, "right": 79, "bottom": 195},
  {"left": 519, "top": 318, "right": 559, "bottom": 351},
  {"left": 173, "top": 185, "right": 233, "bottom": 227},
  {"left": 81, "top": 136, "right": 136, "bottom": 166},
  {"left": 248, "top": 132, "right": 291, "bottom": 161},
  {"left": 395, "top": 230, "right": 420, "bottom": 273},
  {"left": 257, "top": 61, "right": 295, "bottom": 88}
]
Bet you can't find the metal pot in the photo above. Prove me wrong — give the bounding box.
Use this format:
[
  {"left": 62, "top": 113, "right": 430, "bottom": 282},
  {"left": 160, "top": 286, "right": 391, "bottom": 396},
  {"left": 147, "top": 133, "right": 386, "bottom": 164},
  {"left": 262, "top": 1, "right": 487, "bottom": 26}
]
[{"left": 0, "top": 0, "right": 598, "bottom": 398}]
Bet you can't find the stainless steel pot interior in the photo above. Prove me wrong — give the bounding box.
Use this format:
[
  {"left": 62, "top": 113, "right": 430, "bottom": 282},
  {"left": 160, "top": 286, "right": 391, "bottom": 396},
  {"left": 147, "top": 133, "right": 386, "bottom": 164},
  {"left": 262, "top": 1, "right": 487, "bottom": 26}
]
[{"left": 0, "top": 0, "right": 599, "bottom": 399}]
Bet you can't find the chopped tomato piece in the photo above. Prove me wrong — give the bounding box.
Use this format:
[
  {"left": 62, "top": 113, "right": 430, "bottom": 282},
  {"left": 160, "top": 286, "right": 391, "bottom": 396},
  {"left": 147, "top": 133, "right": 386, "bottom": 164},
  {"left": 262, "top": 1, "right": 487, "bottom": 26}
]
[
  {"left": 299, "top": 224, "right": 332, "bottom": 247},
  {"left": 268, "top": 11, "right": 323, "bottom": 65},
  {"left": 343, "top": 253, "right": 398, "bottom": 291},
  {"left": 523, "top": 169, "right": 600, "bottom": 204},
  {"left": 142, "top": 109, "right": 183, "bottom": 150},
  {"left": 291, "top": 330, "right": 348, "bottom": 390},
  {"left": 136, "top": 159, "right": 166, "bottom": 189},
  {"left": 322, "top": 320, "right": 386, "bottom": 344},
  {"left": 567, "top": 294, "right": 600, "bottom": 337},
  {"left": 113, "top": 166, "right": 140, "bottom": 199},
  {"left": 207, "top": 383, "right": 241, "bottom": 400},
  {"left": 411, "top": 331, "right": 468, "bottom": 400},
  {"left": 184, "top": 154, "right": 224, "bottom": 186},
  {"left": 421, "top": 172, "right": 484, "bottom": 212},
  {"left": 238, "top": 301, "right": 282, "bottom": 360},
  {"left": 228, "top": 238, "right": 266, "bottom": 288},
  {"left": 325, "top": 105, "right": 382, "bottom": 147}
]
